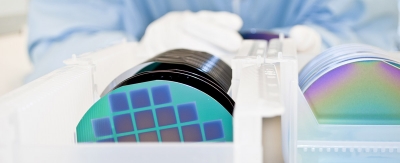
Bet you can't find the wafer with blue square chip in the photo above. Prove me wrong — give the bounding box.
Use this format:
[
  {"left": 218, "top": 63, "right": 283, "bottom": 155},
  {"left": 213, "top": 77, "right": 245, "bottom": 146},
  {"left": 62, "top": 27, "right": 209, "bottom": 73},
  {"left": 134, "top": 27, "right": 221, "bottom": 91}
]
[
  {"left": 76, "top": 80, "right": 233, "bottom": 142},
  {"left": 76, "top": 49, "right": 234, "bottom": 143}
]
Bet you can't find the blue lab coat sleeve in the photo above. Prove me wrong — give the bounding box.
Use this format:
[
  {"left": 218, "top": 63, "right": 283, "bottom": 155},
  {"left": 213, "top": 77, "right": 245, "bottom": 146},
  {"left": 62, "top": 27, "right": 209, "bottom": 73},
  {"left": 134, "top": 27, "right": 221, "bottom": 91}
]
[
  {"left": 27, "top": 0, "right": 144, "bottom": 81},
  {"left": 306, "top": 0, "right": 398, "bottom": 50},
  {"left": 266, "top": 0, "right": 398, "bottom": 50},
  {"left": 27, "top": 0, "right": 399, "bottom": 82}
]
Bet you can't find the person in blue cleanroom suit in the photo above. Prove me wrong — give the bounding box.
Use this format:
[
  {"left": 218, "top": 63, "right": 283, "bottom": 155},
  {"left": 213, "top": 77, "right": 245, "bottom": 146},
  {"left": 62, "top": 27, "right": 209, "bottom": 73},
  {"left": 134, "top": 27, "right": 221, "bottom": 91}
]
[{"left": 26, "top": 0, "right": 399, "bottom": 82}]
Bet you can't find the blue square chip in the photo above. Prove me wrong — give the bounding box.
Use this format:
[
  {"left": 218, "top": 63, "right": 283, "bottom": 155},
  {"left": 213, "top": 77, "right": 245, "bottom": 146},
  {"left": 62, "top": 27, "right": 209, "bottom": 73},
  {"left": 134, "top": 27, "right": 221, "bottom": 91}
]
[
  {"left": 139, "top": 131, "right": 159, "bottom": 142},
  {"left": 134, "top": 110, "right": 155, "bottom": 130},
  {"left": 130, "top": 89, "right": 151, "bottom": 109},
  {"left": 203, "top": 120, "right": 224, "bottom": 140},
  {"left": 181, "top": 124, "right": 202, "bottom": 142},
  {"left": 109, "top": 92, "right": 129, "bottom": 112},
  {"left": 92, "top": 117, "right": 113, "bottom": 137},
  {"left": 155, "top": 106, "right": 177, "bottom": 126},
  {"left": 160, "top": 127, "right": 180, "bottom": 142},
  {"left": 151, "top": 85, "right": 172, "bottom": 105},
  {"left": 177, "top": 102, "right": 198, "bottom": 123},
  {"left": 113, "top": 114, "right": 134, "bottom": 134},
  {"left": 117, "top": 134, "right": 137, "bottom": 142}
]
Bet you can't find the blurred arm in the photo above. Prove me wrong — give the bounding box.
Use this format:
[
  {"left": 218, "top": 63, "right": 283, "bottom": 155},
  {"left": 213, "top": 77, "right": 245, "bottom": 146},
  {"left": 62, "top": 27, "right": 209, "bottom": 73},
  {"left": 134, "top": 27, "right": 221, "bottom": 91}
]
[
  {"left": 27, "top": 0, "right": 132, "bottom": 81},
  {"left": 306, "top": 0, "right": 397, "bottom": 50},
  {"left": 271, "top": 0, "right": 398, "bottom": 50}
]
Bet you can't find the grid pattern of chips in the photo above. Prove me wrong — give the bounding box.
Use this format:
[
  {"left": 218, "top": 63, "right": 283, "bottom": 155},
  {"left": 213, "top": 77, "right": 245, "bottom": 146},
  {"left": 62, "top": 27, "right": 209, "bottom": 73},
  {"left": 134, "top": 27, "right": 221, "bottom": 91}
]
[{"left": 91, "top": 84, "right": 225, "bottom": 142}]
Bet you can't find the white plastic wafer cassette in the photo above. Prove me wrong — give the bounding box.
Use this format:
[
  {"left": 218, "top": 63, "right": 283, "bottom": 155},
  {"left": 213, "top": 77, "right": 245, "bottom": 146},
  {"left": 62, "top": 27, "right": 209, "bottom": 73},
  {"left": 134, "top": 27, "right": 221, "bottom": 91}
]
[{"left": 1, "top": 38, "right": 400, "bottom": 163}]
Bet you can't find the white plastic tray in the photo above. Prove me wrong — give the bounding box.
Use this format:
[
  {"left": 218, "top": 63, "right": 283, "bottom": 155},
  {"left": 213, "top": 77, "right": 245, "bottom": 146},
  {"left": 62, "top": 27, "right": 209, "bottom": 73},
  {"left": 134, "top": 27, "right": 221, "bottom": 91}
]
[{"left": 1, "top": 39, "right": 399, "bottom": 163}]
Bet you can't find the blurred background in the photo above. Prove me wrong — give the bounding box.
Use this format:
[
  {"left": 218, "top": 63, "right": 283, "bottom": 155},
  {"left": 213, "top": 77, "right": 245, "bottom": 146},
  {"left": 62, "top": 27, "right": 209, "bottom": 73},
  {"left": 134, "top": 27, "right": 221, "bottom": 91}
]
[
  {"left": 0, "top": 0, "right": 32, "bottom": 96},
  {"left": 0, "top": 0, "right": 399, "bottom": 96}
]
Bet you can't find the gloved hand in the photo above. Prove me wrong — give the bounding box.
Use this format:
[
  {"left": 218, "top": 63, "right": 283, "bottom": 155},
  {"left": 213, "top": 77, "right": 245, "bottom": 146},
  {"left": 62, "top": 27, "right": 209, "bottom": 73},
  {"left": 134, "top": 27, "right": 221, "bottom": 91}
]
[
  {"left": 137, "top": 11, "right": 243, "bottom": 62},
  {"left": 289, "top": 25, "right": 322, "bottom": 54}
]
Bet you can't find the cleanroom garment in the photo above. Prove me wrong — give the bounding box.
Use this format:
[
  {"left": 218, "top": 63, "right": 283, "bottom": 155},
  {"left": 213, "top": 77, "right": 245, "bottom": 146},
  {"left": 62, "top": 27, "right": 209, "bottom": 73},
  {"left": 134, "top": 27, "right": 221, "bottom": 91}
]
[{"left": 27, "top": 0, "right": 398, "bottom": 81}]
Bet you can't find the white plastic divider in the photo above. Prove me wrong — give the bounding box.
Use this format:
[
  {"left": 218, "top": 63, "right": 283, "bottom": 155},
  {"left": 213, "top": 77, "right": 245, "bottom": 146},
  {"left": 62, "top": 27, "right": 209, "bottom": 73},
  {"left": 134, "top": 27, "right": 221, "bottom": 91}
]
[
  {"left": 0, "top": 65, "right": 94, "bottom": 146},
  {"left": 232, "top": 39, "right": 298, "bottom": 163},
  {"left": 0, "top": 65, "right": 95, "bottom": 163}
]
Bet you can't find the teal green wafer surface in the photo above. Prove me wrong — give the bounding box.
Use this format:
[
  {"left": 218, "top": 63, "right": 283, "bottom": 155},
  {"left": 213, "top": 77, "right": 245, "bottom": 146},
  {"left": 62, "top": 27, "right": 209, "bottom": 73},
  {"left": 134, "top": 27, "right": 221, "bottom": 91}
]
[{"left": 76, "top": 80, "right": 232, "bottom": 142}]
